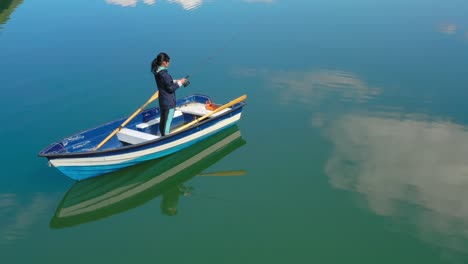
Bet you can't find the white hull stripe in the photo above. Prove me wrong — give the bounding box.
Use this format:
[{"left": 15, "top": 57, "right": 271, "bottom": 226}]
[{"left": 50, "top": 113, "right": 241, "bottom": 167}]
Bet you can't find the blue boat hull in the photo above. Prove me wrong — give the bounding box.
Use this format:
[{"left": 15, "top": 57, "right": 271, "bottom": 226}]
[{"left": 39, "top": 94, "right": 246, "bottom": 181}]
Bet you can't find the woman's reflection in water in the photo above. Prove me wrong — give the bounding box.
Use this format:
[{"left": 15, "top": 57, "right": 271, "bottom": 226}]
[{"left": 161, "top": 185, "right": 193, "bottom": 216}]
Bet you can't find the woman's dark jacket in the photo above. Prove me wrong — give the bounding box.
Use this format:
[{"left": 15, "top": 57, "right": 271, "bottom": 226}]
[{"left": 154, "top": 69, "right": 181, "bottom": 110}]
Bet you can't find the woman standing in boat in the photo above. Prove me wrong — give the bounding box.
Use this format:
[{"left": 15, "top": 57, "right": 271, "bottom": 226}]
[{"left": 151, "top": 52, "right": 188, "bottom": 136}]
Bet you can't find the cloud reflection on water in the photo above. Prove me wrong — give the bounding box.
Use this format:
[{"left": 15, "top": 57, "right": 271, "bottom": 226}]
[
  {"left": 234, "top": 68, "right": 381, "bottom": 105},
  {"left": 239, "top": 65, "right": 468, "bottom": 254},
  {"left": 105, "top": 0, "right": 274, "bottom": 10},
  {"left": 106, "top": 0, "right": 203, "bottom": 10},
  {"left": 437, "top": 22, "right": 468, "bottom": 43},
  {"left": 0, "top": 193, "right": 54, "bottom": 244},
  {"left": 438, "top": 23, "right": 458, "bottom": 35},
  {"left": 167, "top": 0, "right": 203, "bottom": 10},
  {"left": 106, "top": 0, "right": 142, "bottom": 7},
  {"left": 243, "top": 0, "right": 275, "bottom": 3},
  {"left": 325, "top": 113, "right": 468, "bottom": 252}
]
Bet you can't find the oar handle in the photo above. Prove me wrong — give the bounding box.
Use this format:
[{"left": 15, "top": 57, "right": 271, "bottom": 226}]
[
  {"left": 172, "top": 94, "right": 247, "bottom": 134},
  {"left": 94, "top": 91, "right": 159, "bottom": 150}
]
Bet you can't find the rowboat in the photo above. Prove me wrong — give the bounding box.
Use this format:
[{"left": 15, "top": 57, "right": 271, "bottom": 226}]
[
  {"left": 50, "top": 125, "right": 246, "bottom": 228},
  {"left": 38, "top": 94, "right": 247, "bottom": 181}
]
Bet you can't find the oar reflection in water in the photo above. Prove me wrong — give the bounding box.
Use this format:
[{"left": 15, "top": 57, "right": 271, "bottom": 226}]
[
  {"left": 50, "top": 125, "right": 246, "bottom": 229},
  {"left": 161, "top": 169, "right": 246, "bottom": 215}
]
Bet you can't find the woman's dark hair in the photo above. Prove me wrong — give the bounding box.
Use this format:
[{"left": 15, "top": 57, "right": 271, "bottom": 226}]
[{"left": 151, "top": 52, "right": 170, "bottom": 73}]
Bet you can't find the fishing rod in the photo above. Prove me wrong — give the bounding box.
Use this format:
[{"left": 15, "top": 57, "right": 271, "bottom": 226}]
[{"left": 182, "top": 34, "right": 238, "bottom": 87}]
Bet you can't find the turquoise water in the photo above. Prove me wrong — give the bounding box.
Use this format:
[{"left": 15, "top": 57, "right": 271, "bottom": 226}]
[{"left": 1, "top": 0, "right": 468, "bottom": 263}]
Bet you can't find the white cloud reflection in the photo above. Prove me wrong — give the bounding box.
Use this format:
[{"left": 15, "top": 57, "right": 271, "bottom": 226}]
[
  {"left": 0, "top": 194, "right": 16, "bottom": 209},
  {"left": 106, "top": 0, "right": 154, "bottom": 7},
  {"left": 234, "top": 68, "right": 381, "bottom": 105},
  {"left": 0, "top": 193, "right": 54, "bottom": 244},
  {"left": 438, "top": 23, "right": 458, "bottom": 35},
  {"left": 167, "top": 0, "right": 203, "bottom": 10},
  {"left": 325, "top": 113, "right": 468, "bottom": 252},
  {"left": 107, "top": 0, "right": 136, "bottom": 7},
  {"left": 243, "top": 0, "right": 275, "bottom": 3},
  {"left": 106, "top": 0, "right": 203, "bottom": 10},
  {"left": 237, "top": 65, "right": 468, "bottom": 252},
  {"left": 437, "top": 22, "right": 468, "bottom": 43},
  {"left": 106, "top": 0, "right": 274, "bottom": 9}
]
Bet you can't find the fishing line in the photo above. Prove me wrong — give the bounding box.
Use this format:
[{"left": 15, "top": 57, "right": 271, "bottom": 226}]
[
  {"left": 192, "top": 34, "right": 238, "bottom": 76},
  {"left": 182, "top": 7, "right": 262, "bottom": 85},
  {"left": 184, "top": 33, "right": 239, "bottom": 83}
]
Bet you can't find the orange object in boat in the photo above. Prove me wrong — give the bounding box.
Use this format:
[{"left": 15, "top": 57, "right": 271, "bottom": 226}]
[{"left": 205, "top": 100, "right": 219, "bottom": 111}]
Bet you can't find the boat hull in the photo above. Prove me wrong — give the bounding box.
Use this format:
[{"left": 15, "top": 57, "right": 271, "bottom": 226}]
[
  {"left": 51, "top": 113, "right": 242, "bottom": 180},
  {"left": 40, "top": 94, "right": 246, "bottom": 181}
]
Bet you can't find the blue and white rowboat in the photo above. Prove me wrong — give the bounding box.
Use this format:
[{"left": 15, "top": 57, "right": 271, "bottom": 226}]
[{"left": 38, "top": 94, "right": 247, "bottom": 181}]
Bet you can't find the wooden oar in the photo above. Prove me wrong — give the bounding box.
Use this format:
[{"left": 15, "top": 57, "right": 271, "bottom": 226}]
[
  {"left": 198, "top": 170, "right": 246, "bottom": 176},
  {"left": 172, "top": 94, "right": 247, "bottom": 134},
  {"left": 95, "top": 91, "right": 159, "bottom": 150}
]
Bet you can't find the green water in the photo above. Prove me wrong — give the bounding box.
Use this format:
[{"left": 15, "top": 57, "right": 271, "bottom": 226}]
[{"left": 1, "top": 0, "right": 468, "bottom": 263}]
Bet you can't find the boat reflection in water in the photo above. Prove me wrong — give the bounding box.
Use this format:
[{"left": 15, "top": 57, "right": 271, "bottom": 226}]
[{"left": 50, "top": 125, "right": 246, "bottom": 229}]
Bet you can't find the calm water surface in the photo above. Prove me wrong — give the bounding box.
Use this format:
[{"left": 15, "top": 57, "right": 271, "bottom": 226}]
[{"left": 1, "top": 0, "right": 468, "bottom": 263}]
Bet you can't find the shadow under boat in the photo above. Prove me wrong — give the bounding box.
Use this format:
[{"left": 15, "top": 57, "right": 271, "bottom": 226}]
[{"left": 50, "top": 125, "right": 246, "bottom": 229}]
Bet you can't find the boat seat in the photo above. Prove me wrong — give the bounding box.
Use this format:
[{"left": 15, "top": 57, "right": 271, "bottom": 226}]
[
  {"left": 117, "top": 128, "right": 159, "bottom": 145},
  {"left": 136, "top": 110, "right": 184, "bottom": 130},
  {"left": 177, "top": 104, "right": 231, "bottom": 117}
]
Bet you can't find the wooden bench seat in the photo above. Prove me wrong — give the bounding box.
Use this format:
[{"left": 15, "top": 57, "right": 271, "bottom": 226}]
[
  {"left": 136, "top": 110, "right": 184, "bottom": 130},
  {"left": 177, "top": 103, "right": 230, "bottom": 117},
  {"left": 117, "top": 128, "right": 159, "bottom": 145}
]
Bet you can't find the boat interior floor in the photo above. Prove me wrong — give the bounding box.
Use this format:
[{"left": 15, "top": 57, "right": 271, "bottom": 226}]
[{"left": 115, "top": 103, "right": 231, "bottom": 146}]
